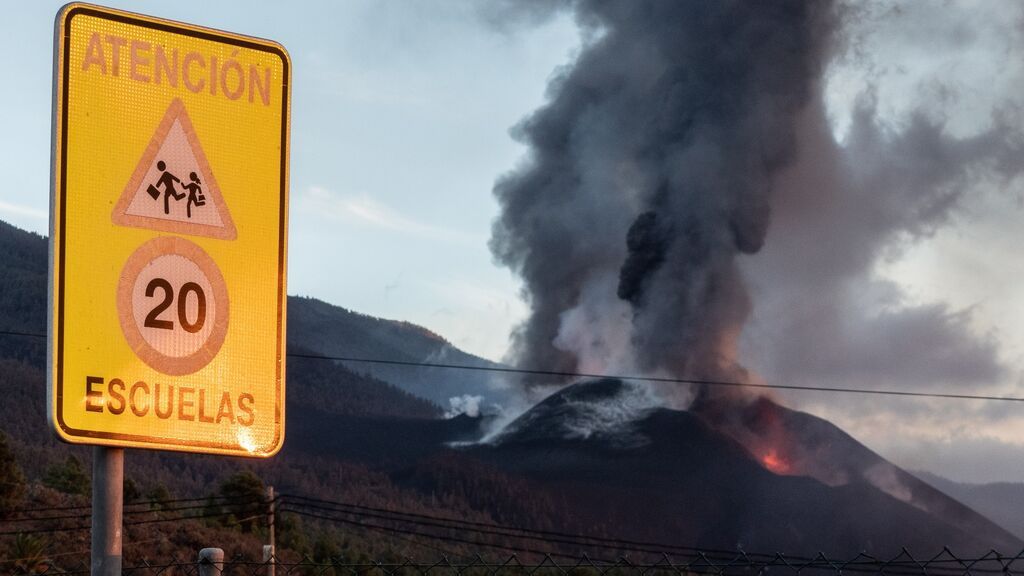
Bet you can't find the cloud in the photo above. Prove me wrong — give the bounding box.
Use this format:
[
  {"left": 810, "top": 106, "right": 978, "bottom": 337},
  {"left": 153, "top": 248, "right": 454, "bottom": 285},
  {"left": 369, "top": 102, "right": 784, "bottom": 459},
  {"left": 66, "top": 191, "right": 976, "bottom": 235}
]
[
  {"left": 734, "top": 1, "right": 1024, "bottom": 482},
  {"left": 741, "top": 89, "right": 1023, "bottom": 404},
  {"left": 300, "top": 186, "right": 475, "bottom": 243},
  {"left": 739, "top": 0, "right": 1024, "bottom": 400},
  {"left": 474, "top": 0, "right": 569, "bottom": 33},
  {"left": 808, "top": 399, "right": 1024, "bottom": 483},
  {"left": 305, "top": 53, "right": 431, "bottom": 107},
  {"left": 0, "top": 201, "right": 47, "bottom": 221}
]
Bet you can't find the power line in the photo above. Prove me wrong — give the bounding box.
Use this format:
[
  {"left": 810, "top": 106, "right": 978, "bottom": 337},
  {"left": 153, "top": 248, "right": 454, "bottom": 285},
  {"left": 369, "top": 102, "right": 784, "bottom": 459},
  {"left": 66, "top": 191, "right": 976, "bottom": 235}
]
[
  {"left": 0, "top": 522, "right": 90, "bottom": 536},
  {"left": 287, "top": 353, "right": 1024, "bottom": 402},
  {"left": 0, "top": 484, "right": 1012, "bottom": 576},
  {"left": 279, "top": 506, "right": 596, "bottom": 561},
  {"left": 5, "top": 493, "right": 260, "bottom": 516},
  {"left": 280, "top": 495, "right": 835, "bottom": 566},
  {"left": 0, "top": 330, "right": 46, "bottom": 340},
  {"left": 1, "top": 497, "right": 263, "bottom": 523},
  {"left": 6, "top": 502, "right": 93, "bottom": 513},
  {"left": 324, "top": 510, "right": 471, "bottom": 561},
  {"left": 0, "top": 537, "right": 167, "bottom": 565},
  {"left": 280, "top": 505, "right": 1003, "bottom": 576},
  {"left": 0, "top": 505, "right": 262, "bottom": 536},
  {"left": 3, "top": 328, "right": 1023, "bottom": 403},
  {"left": 282, "top": 495, "right": 698, "bottom": 559},
  {"left": 124, "top": 503, "right": 265, "bottom": 527},
  {"left": 281, "top": 494, "right": 1022, "bottom": 576}
]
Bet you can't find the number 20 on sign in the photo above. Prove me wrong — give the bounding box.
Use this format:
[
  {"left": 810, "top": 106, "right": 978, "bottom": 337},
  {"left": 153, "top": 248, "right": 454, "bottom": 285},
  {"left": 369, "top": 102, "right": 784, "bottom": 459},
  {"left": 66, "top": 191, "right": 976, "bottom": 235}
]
[{"left": 49, "top": 3, "right": 290, "bottom": 457}]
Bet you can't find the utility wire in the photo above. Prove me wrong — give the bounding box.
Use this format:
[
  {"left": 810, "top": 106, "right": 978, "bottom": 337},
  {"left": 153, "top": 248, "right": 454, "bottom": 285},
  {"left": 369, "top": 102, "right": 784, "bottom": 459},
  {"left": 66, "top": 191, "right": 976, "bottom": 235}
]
[
  {"left": 0, "top": 330, "right": 47, "bottom": 341},
  {"left": 0, "top": 522, "right": 91, "bottom": 536},
  {"left": 6, "top": 502, "right": 93, "bottom": 513},
  {"left": 289, "top": 352, "right": 1024, "bottom": 403},
  {"left": 124, "top": 503, "right": 265, "bottom": 527},
  {"left": 0, "top": 485, "right": 1010, "bottom": 576},
  {"left": 281, "top": 494, "right": 1019, "bottom": 576},
  {"left": 3, "top": 328, "right": 1022, "bottom": 403},
  {"left": 0, "top": 505, "right": 260, "bottom": 536},
  {"left": 5, "top": 493, "right": 260, "bottom": 515},
  {"left": 0, "top": 537, "right": 167, "bottom": 565},
  {"left": 283, "top": 499, "right": 778, "bottom": 566},
  {"left": 283, "top": 496, "right": 686, "bottom": 559},
  {"left": 1, "top": 497, "right": 263, "bottom": 523},
  {"left": 279, "top": 506, "right": 595, "bottom": 561},
  {"left": 281, "top": 495, "right": 820, "bottom": 566},
  {"left": 333, "top": 513, "right": 471, "bottom": 561},
  {"left": 281, "top": 505, "right": 1003, "bottom": 576}
]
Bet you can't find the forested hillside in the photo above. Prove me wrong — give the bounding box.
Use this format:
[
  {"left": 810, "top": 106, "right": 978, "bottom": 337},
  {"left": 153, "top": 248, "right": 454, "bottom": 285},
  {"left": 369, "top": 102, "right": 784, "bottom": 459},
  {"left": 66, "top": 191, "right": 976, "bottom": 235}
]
[
  {"left": 0, "top": 219, "right": 1019, "bottom": 569},
  {"left": 288, "top": 296, "right": 512, "bottom": 408},
  {"left": 0, "top": 219, "right": 509, "bottom": 409},
  {"left": 0, "top": 219, "right": 569, "bottom": 570},
  {"left": 0, "top": 222, "right": 46, "bottom": 366}
]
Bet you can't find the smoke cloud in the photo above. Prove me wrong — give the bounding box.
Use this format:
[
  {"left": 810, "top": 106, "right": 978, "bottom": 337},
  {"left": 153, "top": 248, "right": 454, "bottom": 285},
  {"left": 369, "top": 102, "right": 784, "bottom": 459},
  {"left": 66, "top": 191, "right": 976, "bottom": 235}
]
[
  {"left": 491, "top": 1, "right": 838, "bottom": 393},
  {"left": 488, "top": 0, "right": 1024, "bottom": 482},
  {"left": 741, "top": 94, "right": 1022, "bottom": 394}
]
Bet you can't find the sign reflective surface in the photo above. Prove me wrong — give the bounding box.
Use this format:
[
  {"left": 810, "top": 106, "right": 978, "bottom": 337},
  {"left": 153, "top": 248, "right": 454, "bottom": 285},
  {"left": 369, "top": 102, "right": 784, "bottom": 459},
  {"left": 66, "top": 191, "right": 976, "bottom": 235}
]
[{"left": 50, "top": 3, "right": 290, "bottom": 457}]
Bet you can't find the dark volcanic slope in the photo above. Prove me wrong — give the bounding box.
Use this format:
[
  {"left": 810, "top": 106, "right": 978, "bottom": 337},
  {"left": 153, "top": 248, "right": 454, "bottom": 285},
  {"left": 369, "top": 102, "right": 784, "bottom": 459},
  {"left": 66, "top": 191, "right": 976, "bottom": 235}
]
[
  {"left": 694, "top": 394, "right": 1021, "bottom": 551},
  {"left": 475, "top": 379, "right": 1021, "bottom": 557}
]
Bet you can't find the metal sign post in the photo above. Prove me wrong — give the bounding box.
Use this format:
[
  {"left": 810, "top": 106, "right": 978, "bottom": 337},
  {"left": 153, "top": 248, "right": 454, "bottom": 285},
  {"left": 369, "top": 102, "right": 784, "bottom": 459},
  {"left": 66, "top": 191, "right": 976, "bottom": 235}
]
[
  {"left": 91, "top": 447, "right": 123, "bottom": 576},
  {"left": 49, "top": 4, "right": 291, "bottom": 573}
]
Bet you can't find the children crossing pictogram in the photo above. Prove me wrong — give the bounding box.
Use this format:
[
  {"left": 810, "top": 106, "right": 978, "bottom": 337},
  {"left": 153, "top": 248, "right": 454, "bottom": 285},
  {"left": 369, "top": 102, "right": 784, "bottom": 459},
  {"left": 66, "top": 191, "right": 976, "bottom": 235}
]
[
  {"left": 183, "top": 172, "right": 207, "bottom": 218},
  {"left": 113, "top": 98, "right": 237, "bottom": 240},
  {"left": 145, "top": 162, "right": 208, "bottom": 218}
]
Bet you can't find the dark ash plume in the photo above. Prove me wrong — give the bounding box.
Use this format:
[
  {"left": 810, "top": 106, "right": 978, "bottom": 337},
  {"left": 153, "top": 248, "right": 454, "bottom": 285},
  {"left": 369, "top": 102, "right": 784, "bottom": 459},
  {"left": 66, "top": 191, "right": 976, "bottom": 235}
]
[
  {"left": 617, "top": 211, "right": 670, "bottom": 306},
  {"left": 491, "top": 1, "right": 838, "bottom": 390}
]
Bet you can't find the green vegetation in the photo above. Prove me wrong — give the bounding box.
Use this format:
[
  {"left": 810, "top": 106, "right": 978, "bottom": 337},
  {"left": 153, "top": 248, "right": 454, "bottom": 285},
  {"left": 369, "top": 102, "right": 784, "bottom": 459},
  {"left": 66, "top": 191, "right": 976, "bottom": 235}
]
[
  {"left": 43, "top": 455, "right": 89, "bottom": 497},
  {"left": 5, "top": 533, "right": 49, "bottom": 574},
  {"left": 218, "top": 471, "right": 265, "bottom": 533}
]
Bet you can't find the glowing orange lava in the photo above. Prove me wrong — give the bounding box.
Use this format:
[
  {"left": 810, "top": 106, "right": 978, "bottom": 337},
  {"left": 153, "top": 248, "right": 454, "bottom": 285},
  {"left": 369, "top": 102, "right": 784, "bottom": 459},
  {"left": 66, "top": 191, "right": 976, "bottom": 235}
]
[{"left": 761, "top": 449, "right": 791, "bottom": 474}]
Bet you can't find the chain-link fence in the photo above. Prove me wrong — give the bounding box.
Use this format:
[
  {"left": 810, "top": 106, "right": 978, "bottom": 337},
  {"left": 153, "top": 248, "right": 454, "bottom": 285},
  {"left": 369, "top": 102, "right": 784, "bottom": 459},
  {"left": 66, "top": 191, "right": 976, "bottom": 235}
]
[{"left": 15, "top": 549, "right": 1024, "bottom": 576}]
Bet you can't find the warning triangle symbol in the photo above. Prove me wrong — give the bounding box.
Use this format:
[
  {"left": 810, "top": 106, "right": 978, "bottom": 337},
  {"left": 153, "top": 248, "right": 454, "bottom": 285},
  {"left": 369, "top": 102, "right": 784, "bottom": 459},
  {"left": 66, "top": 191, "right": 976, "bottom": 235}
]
[{"left": 112, "top": 98, "right": 237, "bottom": 240}]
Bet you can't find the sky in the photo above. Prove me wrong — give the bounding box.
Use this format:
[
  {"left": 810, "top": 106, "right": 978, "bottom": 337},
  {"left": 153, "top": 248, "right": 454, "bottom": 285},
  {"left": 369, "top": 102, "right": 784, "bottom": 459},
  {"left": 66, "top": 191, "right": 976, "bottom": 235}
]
[
  {"left": 754, "top": 0, "right": 1024, "bottom": 483},
  {"left": 1, "top": 0, "right": 579, "bottom": 363},
  {"left": 5, "top": 1, "right": 1024, "bottom": 483}
]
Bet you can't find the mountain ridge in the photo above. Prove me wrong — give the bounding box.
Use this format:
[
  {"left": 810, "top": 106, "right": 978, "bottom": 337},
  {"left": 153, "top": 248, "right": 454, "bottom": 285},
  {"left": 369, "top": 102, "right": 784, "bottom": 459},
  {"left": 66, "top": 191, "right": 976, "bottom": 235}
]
[
  {"left": 0, "top": 218, "right": 505, "bottom": 410},
  {"left": 287, "top": 294, "right": 512, "bottom": 408},
  {"left": 474, "top": 379, "right": 1021, "bottom": 556},
  {"left": 913, "top": 471, "right": 1024, "bottom": 541},
  {"left": 0, "top": 217, "right": 1020, "bottom": 558}
]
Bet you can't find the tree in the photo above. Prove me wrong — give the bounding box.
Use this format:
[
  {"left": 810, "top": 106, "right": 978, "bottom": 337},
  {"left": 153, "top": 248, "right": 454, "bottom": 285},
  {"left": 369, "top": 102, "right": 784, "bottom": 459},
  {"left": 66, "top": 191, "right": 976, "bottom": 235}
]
[
  {"left": 218, "top": 470, "right": 265, "bottom": 533},
  {"left": 43, "top": 455, "right": 89, "bottom": 496},
  {"left": 145, "top": 483, "right": 172, "bottom": 509},
  {"left": 0, "top": 431, "right": 26, "bottom": 517},
  {"left": 123, "top": 477, "right": 141, "bottom": 504},
  {"left": 312, "top": 532, "right": 343, "bottom": 576}
]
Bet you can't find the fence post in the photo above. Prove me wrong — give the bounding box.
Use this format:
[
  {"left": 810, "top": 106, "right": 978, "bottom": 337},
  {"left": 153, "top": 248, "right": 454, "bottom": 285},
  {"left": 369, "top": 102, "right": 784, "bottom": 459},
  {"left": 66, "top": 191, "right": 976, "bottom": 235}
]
[
  {"left": 266, "top": 485, "right": 276, "bottom": 576},
  {"left": 263, "top": 545, "right": 275, "bottom": 576},
  {"left": 198, "top": 547, "right": 224, "bottom": 576}
]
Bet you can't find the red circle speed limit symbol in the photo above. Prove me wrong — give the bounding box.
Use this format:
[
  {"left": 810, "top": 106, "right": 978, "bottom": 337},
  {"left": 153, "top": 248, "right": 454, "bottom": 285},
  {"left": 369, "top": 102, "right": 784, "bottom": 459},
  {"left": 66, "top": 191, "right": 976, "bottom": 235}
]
[{"left": 117, "top": 236, "right": 229, "bottom": 375}]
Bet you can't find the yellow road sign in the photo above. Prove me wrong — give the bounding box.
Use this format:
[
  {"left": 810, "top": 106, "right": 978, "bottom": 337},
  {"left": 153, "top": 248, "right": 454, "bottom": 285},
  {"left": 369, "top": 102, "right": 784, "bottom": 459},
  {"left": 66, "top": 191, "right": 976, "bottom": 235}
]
[{"left": 49, "top": 3, "right": 290, "bottom": 457}]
